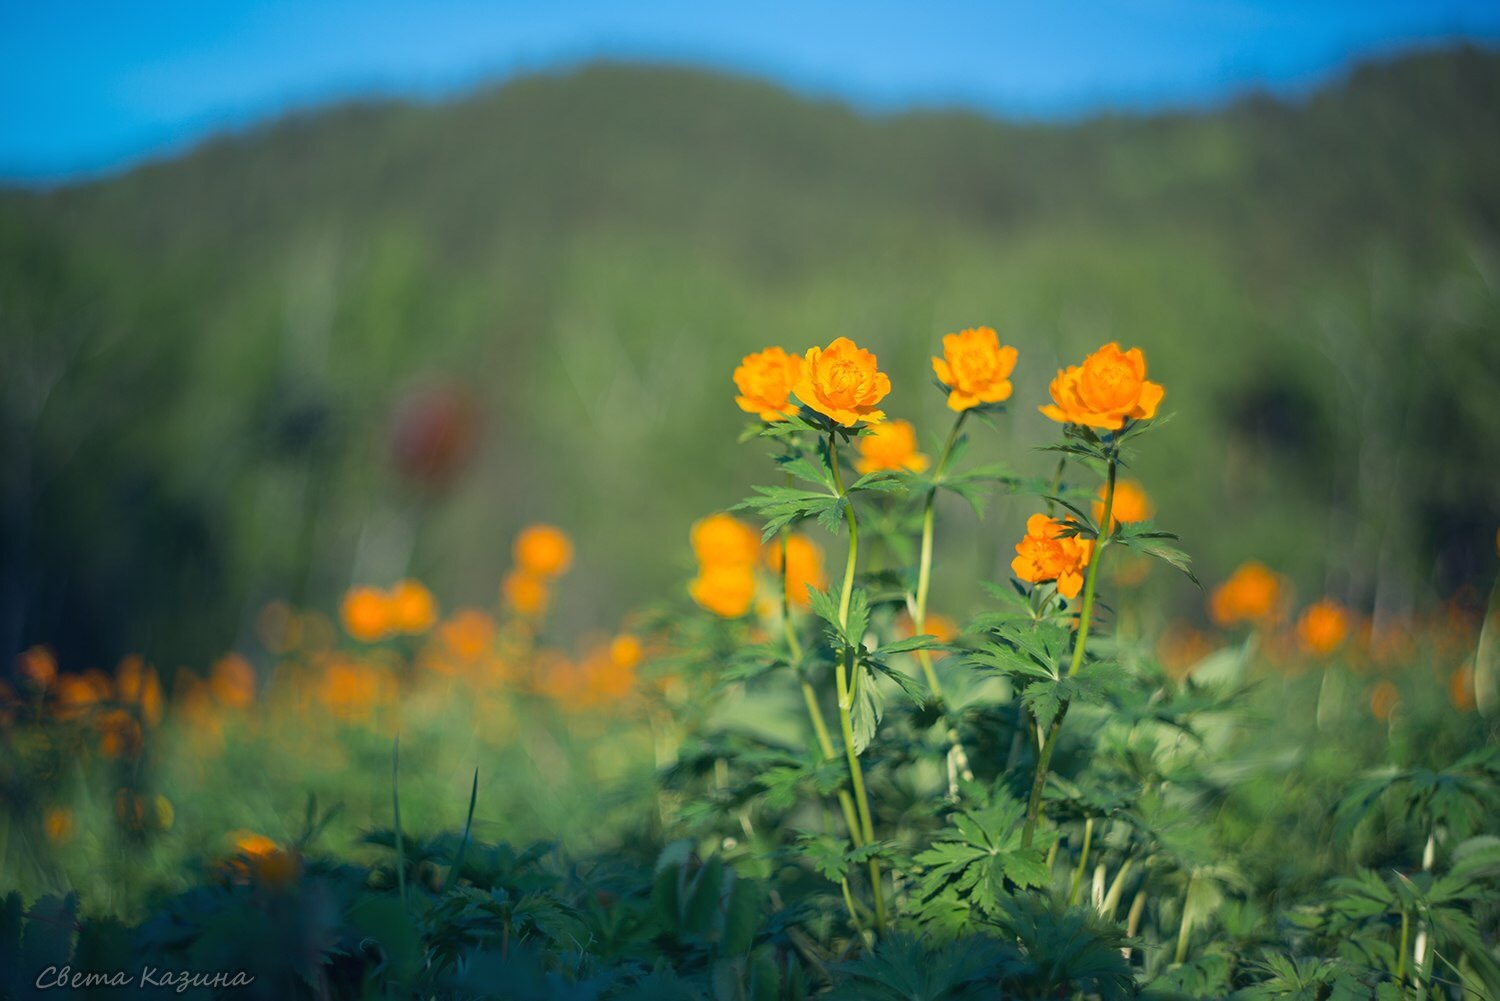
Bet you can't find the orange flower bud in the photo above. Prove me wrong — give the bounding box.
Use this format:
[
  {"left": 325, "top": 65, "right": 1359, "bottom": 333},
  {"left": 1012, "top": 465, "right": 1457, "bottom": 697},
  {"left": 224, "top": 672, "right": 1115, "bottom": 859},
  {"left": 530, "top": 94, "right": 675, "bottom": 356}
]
[
  {"left": 389, "top": 579, "right": 438, "bottom": 633},
  {"left": 514, "top": 524, "right": 574, "bottom": 578},
  {"left": 733, "top": 347, "right": 805, "bottom": 422},
  {"left": 691, "top": 513, "right": 760, "bottom": 569},
  {"left": 854, "top": 419, "right": 929, "bottom": 475},
  {"left": 1093, "top": 479, "right": 1153, "bottom": 530},
  {"left": 1208, "top": 562, "right": 1283, "bottom": 627},
  {"left": 1011, "top": 514, "right": 1094, "bottom": 599},
  {"left": 690, "top": 563, "right": 757, "bottom": 618},
  {"left": 763, "top": 533, "right": 827, "bottom": 608},
  {"left": 1040, "top": 342, "right": 1164, "bottom": 430},
  {"left": 503, "top": 570, "right": 551, "bottom": 618},
  {"left": 793, "top": 337, "right": 891, "bottom": 427},
  {"left": 931, "top": 327, "right": 1018, "bottom": 412},
  {"left": 1296, "top": 600, "right": 1350, "bottom": 656},
  {"left": 341, "top": 586, "right": 391, "bottom": 643}
]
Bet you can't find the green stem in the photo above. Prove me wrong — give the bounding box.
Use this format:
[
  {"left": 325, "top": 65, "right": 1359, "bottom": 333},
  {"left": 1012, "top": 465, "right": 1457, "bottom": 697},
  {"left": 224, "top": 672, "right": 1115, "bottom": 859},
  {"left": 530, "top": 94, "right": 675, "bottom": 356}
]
[
  {"left": 1068, "top": 453, "right": 1115, "bottom": 678},
  {"left": 781, "top": 462, "right": 866, "bottom": 926},
  {"left": 913, "top": 411, "right": 968, "bottom": 699},
  {"left": 828, "top": 432, "right": 886, "bottom": 934},
  {"left": 1396, "top": 908, "right": 1410, "bottom": 982},
  {"left": 1068, "top": 816, "right": 1094, "bottom": 906},
  {"left": 1100, "top": 857, "right": 1135, "bottom": 919},
  {"left": 1023, "top": 448, "right": 1117, "bottom": 848},
  {"left": 1174, "top": 870, "right": 1198, "bottom": 965}
]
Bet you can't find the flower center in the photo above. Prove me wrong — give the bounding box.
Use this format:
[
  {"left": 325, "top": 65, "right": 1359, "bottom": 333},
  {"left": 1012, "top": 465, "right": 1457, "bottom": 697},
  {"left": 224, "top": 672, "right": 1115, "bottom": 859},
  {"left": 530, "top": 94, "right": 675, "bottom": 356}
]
[{"left": 1081, "top": 356, "right": 1140, "bottom": 410}]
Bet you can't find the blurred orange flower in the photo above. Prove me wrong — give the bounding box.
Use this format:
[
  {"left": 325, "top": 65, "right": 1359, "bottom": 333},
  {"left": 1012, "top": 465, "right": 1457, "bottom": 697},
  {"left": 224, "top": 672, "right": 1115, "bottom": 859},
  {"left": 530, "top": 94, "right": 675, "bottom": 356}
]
[
  {"left": 439, "top": 609, "right": 498, "bottom": 661},
  {"left": 690, "top": 563, "right": 757, "bottom": 618},
  {"left": 793, "top": 336, "right": 890, "bottom": 427},
  {"left": 210, "top": 653, "right": 257, "bottom": 709},
  {"left": 1040, "top": 342, "right": 1164, "bottom": 429},
  {"left": 341, "top": 586, "right": 391, "bottom": 643},
  {"left": 44, "top": 807, "right": 73, "bottom": 844},
  {"left": 733, "top": 347, "right": 805, "bottom": 422},
  {"left": 691, "top": 513, "right": 760, "bottom": 569},
  {"left": 1208, "top": 561, "right": 1283, "bottom": 627},
  {"left": 97, "top": 709, "right": 142, "bottom": 760},
  {"left": 1094, "top": 479, "right": 1153, "bottom": 530},
  {"left": 931, "top": 327, "right": 1018, "bottom": 412},
  {"left": 1450, "top": 663, "right": 1476, "bottom": 711},
  {"left": 854, "top": 419, "right": 929, "bottom": 475},
  {"left": 764, "top": 533, "right": 826, "bottom": 608},
  {"left": 503, "top": 570, "right": 551, "bottom": 618},
  {"left": 1296, "top": 600, "right": 1350, "bottom": 656},
  {"left": 1011, "top": 514, "right": 1094, "bottom": 600},
  {"left": 515, "top": 524, "right": 574, "bottom": 578},
  {"left": 228, "top": 831, "right": 301, "bottom": 889},
  {"left": 389, "top": 579, "right": 438, "bottom": 633},
  {"left": 18, "top": 645, "right": 56, "bottom": 690}
]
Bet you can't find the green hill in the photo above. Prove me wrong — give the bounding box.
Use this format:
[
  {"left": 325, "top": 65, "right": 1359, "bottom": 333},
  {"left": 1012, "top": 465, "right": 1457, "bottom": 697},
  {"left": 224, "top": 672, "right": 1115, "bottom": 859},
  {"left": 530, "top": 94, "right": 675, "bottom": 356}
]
[{"left": 3, "top": 49, "right": 1499, "bottom": 668}]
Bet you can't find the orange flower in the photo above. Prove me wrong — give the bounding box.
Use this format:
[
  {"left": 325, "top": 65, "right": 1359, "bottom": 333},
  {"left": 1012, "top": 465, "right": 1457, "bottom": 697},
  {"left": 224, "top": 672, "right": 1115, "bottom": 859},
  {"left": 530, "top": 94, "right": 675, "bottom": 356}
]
[
  {"left": 1093, "top": 479, "right": 1153, "bottom": 530},
  {"left": 764, "top": 532, "right": 827, "bottom": 608},
  {"left": 1450, "top": 663, "right": 1476, "bottom": 712},
  {"left": 97, "top": 709, "right": 142, "bottom": 760},
  {"left": 1208, "top": 562, "right": 1283, "bottom": 627},
  {"left": 1011, "top": 514, "right": 1094, "bottom": 600},
  {"left": 734, "top": 347, "right": 806, "bottom": 422},
  {"left": 691, "top": 513, "right": 761, "bottom": 569},
  {"left": 210, "top": 653, "right": 257, "bottom": 709},
  {"left": 793, "top": 336, "right": 891, "bottom": 427},
  {"left": 1040, "top": 342, "right": 1164, "bottom": 430},
  {"left": 18, "top": 645, "right": 56, "bottom": 690},
  {"left": 228, "top": 831, "right": 301, "bottom": 889},
  {"left": 44, "top": 807, "right": 73, "bottom": 844},
  {"left": 1370, "top": 680, "right": 1400, "bottom": 723},
  {"left": 854, "top": 419, "right": 929, "bottom": 475},
  {"left": 690, "top": 563, "right": 757, "bottom": 618},
  {"left": 1297, "top": 600, "right": 1350, "bottom": 655},
  {"left": 932, "top": 327, "right": 1018, "bottom": 412},
  {"left": 319, "top": 659, "right": 389, "bottom": 722},
  {"left": 503, "top": 570, "right": 551, "bottom": 618},
  {"left": 341, "top": 586, "right": 391, "bottom": 642},
  {"left": 514, "top": 524, "right": 574, "bottom": 578},
  {"left": 389, "top": 579, "right": 438, "bottom": 633},
  {"left": 439, "top": 609, "right": 497, "bottom": 661}
]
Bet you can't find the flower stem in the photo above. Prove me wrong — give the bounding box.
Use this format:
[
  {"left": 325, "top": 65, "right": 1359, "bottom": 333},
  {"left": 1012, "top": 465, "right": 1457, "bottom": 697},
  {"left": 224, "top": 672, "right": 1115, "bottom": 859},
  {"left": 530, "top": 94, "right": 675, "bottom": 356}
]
[
  {"left": 1023, "top": 446, "right": 1117, "bottom": 848},
  {"left": 1068, "top": 452, "right": 1116, "bottom": 678},
  {"left": 913, "top": 411, "right": 968, "bottom": 699},
  {"left": 827, "top": 432, "right": 886, "bottom": 934},
  {"left": 782, "top": 469, "right": 866, "bottom": 910},
  {"left": 1067, "top": 816, "right": 1094, "bottom": 906}
]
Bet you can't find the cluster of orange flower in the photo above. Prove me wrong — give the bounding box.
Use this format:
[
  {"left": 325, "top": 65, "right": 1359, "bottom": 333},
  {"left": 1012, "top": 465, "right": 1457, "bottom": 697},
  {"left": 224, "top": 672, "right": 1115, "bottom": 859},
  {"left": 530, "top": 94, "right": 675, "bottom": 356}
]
[
  {"left": 1207, "top": 561, "right": 1356, "bottom": 656},
  {"left": 688, "top": 513, "right": 827, "bottom": 619},
  {"left": 341, "top": 580, "right": 440, "bottom": 643}
]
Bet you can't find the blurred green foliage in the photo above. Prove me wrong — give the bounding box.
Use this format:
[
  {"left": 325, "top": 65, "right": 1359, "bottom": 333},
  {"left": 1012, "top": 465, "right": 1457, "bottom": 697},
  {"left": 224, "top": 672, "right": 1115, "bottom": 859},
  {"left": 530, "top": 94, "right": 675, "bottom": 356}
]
[{"left": 2, "top": 49, "right": 1498, "bottom": 667}]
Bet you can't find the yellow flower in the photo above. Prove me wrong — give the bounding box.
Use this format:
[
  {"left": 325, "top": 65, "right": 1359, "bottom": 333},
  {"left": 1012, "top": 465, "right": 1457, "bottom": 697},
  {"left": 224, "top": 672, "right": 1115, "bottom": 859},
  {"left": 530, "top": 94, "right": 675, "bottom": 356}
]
[
  {"left": 690, "top": 564, "right": 757, "bottom": 618},
  {"left": 733, "top": 347, "right": 805, "bottom": 422},
  {"left": 1011, "top": 514, "right": 1094, "bottom": 599},
  {"left": 1296, "top": 600, "right": 1350, "bottom": 655},
  {"left": 1040, "top": 342, "right": 1164, "bottom": 430},
  {"left": 515, "top": 524, "right": 574, "bottom": 578},
  {"left": 793, "top": 336, "right": 891, "bottom": 427},
  {"left": 1208, "top": 562, "right": 1282, "bottom": 627},
  {"left": 854, "top": 419, "right": 929, "bottom": 475},
  {"left": 389, "top": 579, "right": 438, "bottom": 634},
  {"left": 763, "top": 533, "right": 827, "bottom": 608},
  {"left": 691, "top": 513, "right": 761, "bottom": 569},
  {"left": 932, "top": 327, "right": 1018, "bottom": 411},
  {"left": 341, "top": 586, "right": 392, "bottom": 643},
  {"left": 1093, "top": 479, "right": 1153, "bottom": 530}
]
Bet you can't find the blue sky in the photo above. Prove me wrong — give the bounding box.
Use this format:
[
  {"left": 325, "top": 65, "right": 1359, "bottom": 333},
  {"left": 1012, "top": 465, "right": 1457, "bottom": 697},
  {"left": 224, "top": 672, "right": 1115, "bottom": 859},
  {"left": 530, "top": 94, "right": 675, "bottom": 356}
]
[{"left": 3, "top": 1, "right": 1499, "bottom": 181}]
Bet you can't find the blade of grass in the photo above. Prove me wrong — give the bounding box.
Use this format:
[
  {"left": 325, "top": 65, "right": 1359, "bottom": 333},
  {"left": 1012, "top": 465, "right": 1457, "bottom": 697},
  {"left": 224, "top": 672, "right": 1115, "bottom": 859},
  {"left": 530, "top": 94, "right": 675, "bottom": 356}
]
[
  {"left": 442, "top": 768, "right": 480, "bottom": 894},
  {"left": 393, "top": 735, "right": 407, "bottom": 907}
]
